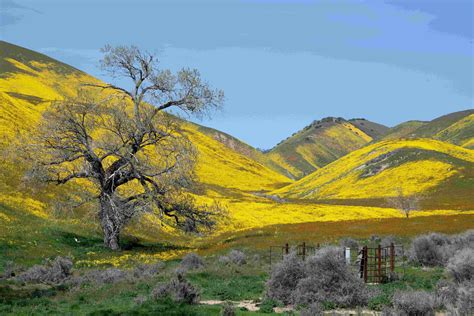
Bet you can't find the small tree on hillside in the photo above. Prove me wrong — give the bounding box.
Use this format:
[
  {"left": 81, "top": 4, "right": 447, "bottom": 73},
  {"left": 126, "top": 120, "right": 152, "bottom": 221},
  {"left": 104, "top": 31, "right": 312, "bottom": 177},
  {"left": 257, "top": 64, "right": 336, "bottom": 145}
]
[
  {"left": 388, "top": 187, "right": 421, "bottom": 219},
  {"left": 28, "top": 45, "right": 224, "bottom": 250}
]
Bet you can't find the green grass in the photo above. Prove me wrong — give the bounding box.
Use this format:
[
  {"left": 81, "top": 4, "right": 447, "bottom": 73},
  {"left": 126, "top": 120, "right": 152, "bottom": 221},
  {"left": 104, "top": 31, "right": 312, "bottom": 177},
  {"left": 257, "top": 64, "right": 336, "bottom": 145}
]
[
  {"left": 188, "top": 271, "right": 267, "bottom": 301},
  {"left": 0, "top": 203, "right": 188, "bottom": 272},
  {"left": 1, "top": 201, "right": 472, "bottom": 315},
  {"left": 0, "top": 257, "right": 276, "bottom": 315}
]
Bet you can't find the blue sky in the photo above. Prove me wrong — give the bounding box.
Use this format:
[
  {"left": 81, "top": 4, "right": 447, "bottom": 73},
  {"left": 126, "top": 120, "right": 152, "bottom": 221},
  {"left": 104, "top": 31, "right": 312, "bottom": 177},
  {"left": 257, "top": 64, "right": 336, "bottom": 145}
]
[{"left": 1, "top": 0, "right": 472, "bottom": 149}]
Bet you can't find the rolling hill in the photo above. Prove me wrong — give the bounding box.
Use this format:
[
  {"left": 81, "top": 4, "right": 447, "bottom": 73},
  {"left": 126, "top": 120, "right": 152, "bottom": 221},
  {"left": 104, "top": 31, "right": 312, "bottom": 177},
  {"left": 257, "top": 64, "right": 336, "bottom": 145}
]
[
  {"left": 0, "top": 41, "right": 291, "bottom": 218},
  {"left": 382, "top": 121, "right": 428, "bottom": 141},
  {"left": 264, "top": 117, "right": 386, "bottom": 179},
  {"left": 274, "top": 138, "right": 474, "bottom": 210},
  {"left": 382, "top": 110, "right": 474, "bottom": 149},
  {"left": 0, "top": 40, "right": 472, "bottom": 241}
]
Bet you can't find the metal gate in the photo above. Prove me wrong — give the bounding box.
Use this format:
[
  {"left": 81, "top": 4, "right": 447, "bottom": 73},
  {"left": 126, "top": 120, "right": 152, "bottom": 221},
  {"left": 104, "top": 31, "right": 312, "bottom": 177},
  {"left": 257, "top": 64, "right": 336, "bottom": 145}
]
[{"left": 360, "top": 244, "right": 403, "bottom": 283}]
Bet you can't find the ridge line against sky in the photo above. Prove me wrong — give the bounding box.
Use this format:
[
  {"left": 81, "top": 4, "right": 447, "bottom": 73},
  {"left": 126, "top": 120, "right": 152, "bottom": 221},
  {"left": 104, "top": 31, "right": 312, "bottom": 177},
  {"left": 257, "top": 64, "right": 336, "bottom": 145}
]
[{"left": 0, "top": 0, "right": 472, "bottom": 149}]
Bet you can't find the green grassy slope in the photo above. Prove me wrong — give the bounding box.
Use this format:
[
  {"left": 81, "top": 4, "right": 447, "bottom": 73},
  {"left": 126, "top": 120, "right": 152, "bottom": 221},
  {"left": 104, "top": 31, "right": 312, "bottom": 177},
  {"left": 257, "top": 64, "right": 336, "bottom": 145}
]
[
  {"left": 382, "top": 121, "right": 428, "bottom": 140},
  {"left": 382, "top": 110, "right": 474, "bottom": 149}
]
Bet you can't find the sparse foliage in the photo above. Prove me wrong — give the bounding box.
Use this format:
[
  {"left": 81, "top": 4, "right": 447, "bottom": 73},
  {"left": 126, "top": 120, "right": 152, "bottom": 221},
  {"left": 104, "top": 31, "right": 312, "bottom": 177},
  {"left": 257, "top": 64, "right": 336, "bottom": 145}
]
[
  {"left": 180, "top": 253, "right": 204, "bottom": 270},
  {"left": 16, "top": 256, "right": 72, "bottom": 284},
  {"left": 339, "top": 237, "right": 359, "bottom": 249},
  {"left": 219, "top": 250, "right": 247, "bottom": 266},
  {"left": 409, "top": 235, "right": 445, "bottom": 266},
  {"left": 446, "top": 248, "right": 474, "bottom": 283},
  {"left": 266, "top": 247, "right": 367, "bottom": 308},
  {"left": 132, "top": 262, "right": 164, "bottom": 279},
  {"left": 388, "top": 187, "right": 421, "bottom": 219},
  {"left": 391, "top": 290, "right": 436, "bottom": 316},
  {"left": 220, "top": 301, "right": 236, "bottom": 316},
  {"left": 292, "top": 247, "right": 368, "bottom": 308},
  {"left": 265, "top": 252, "right": 306, "bottom": 305},
  {"left": 152, "top": 273, "right": 200, "bottom": 304},
  {"left": 27, "top": 45, "right": 224, "bottom": 249}
]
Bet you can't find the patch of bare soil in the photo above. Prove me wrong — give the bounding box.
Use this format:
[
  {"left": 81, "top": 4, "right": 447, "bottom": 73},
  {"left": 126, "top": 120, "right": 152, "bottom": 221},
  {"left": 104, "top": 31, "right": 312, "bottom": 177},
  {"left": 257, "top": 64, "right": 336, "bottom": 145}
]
[{"left": 200, "top": 300, "right": 386, "bottom": 314}]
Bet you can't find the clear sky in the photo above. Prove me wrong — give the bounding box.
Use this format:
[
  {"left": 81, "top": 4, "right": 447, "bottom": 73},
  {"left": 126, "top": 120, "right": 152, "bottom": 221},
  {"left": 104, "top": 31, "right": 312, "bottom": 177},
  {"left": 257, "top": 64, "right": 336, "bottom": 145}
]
[{"left": 1, "top": 0, "right": 473, "bottom": 149}]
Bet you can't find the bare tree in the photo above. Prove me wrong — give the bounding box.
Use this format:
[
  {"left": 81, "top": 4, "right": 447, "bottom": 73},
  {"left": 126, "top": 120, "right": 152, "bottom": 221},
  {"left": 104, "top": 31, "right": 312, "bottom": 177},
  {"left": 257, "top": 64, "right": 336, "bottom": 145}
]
[
  {"left": 29, "top": 45, "right": 225, "bottom": 250},
  {"left": 388, "top": 187, "right": 421, "bottom": 219}
]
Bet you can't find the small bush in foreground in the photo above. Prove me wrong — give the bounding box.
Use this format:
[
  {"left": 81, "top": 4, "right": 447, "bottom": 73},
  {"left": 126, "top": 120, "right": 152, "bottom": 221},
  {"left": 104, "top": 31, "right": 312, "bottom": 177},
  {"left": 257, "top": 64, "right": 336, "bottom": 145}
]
[
  {"left": 219, "top": 250, "right": 247, "bottom": 266},
  {"left": 67, "top": 267, "right": 128, "bottom": 288},
  {"left": 180, "top": 253, "right": 204, "bottom": 270},
  {"left": 448, "top": 281, "right": 474, "bottom": 315},
  {"left": 152, "top": 273, "right": 200, "bottom": 304},
  {"left": 87, "top": 268, "right": 127, "bottom": 284},
  {"left": 16, "top": 256, "right": 72, "bottom": 284},
  {"left": 339, "top": 237, "right": 359, "bottom": 249},
  {"left": 132, "top": 262, "right": 164, "bottom": 279},
  {"left": 446, "top": 248, "right": 474, "bottom": 283},
  {"left": 220, "top": 301, "right": 235, "bottom": 316},
  {"left": 265, "top": 252, "right": 305, "bottom": 305},
  {"left": 392, "top": 290, "right": 436, "bottom": 316},
  {"left": 292, "top": 247, "right": 368, "bottom": 308},
  {"left": 437, "top": 280, "right": 474, "bottom": 315},
  {"left": 409, "top": 235, "right": 445, "bottom": 266}
]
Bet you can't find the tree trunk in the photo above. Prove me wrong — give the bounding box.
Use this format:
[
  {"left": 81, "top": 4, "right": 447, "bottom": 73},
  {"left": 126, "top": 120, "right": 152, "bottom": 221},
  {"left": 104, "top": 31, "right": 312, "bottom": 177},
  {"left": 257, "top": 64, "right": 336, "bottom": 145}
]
[{"left": 99, "top": 194, "right": 121, "bottom": 250}]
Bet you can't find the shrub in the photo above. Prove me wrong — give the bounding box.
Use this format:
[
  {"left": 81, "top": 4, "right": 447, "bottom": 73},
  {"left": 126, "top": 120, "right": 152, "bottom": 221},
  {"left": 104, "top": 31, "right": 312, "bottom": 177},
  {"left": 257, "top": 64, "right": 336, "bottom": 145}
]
[
  {"left": 220, "top": 301, "right": 236, "bottom": 316},
  {"left": 427, "top": 233, "right": 450, "bottom": 246},
  {"left": 340, "top": 237, "right": 359, "bottom": 249},
  {"left": 449, "top": 281, "right": 474, "bottom": 316},
  {"left": 152, "top": 273, "right": 200, "bottom": 304},
  {"left": 132, "top": 262, "right": 164, "bottom": 279},
  {"left": 436, "top": 279, "right": 457, "bottom": 307},
  {"left": 409, "top": 235, "right": 444, "bottom": 266},
  {"left": 299, "top": 303, "right": 323, "bottom": 316},
  {"left": 220, "top": 250, "right": 247, "bottom": 266},
  {"left": 292, "top": 247, "right": 368, "bottom": 308},
  {"left": 67, "top": 268, "right": 128, "bottom": 288},
  {"left": 218, "top": 255, "right": 231, "bottom": 265},
  {"left": 392, "top": 290, "right": 436, "bottom": 316},
  {"left": 265, "top": 252, "right": 306, "bottom": 305},
  {"left": 446, "top": 248, "right": 474, "bottom": 283},
  {"left": 16, "top": 256, "right": 73, "bottom": 284},
  {"left": 436, "top": 279, "right": 474, "bottom": 314},
  {"left": 180, "top": 253, "right": 204, "bottom": 270},
  {"left": 370, "top": 235, "right": 381, "bottom": 244},
  {"left": 381, "top": 236, "right": 396, "bottom": 248},
  {"left": 1, "top": 261, "right": 16, "bottom": 280},
  {"left": 381, "top": 307, "right": 397, "bottom": 316}
]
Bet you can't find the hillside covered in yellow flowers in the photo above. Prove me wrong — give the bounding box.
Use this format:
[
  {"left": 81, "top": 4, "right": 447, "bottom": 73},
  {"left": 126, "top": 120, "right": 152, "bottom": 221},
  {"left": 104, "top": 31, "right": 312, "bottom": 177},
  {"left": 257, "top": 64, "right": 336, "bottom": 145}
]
[{"left": 0, "top": 40, "right": 473, "bottom": 238}]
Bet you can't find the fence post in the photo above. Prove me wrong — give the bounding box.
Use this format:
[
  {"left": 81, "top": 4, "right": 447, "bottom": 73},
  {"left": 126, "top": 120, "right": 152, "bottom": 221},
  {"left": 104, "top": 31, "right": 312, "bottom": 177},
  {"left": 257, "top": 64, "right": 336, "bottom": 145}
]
[
  {"left": 377, "top": 244, "right": 382, "bottom": 282},
  {"left": 270, "top": 247, "right": 272, "bottom": 268},
  {"left": 363, "top": 246, "right": 368, "bottom": 283},
  {"left": 345, "top": 247, "right": 351, "bottom": 265},
  {"left": 285, "top": 243, "right": 289, "bottom": 255},
  {"left": 302, "top": 242, "right": 306, "bottom": 261},
  {"left": 390, "top": 243, "right": 395, "bottom": 273}
]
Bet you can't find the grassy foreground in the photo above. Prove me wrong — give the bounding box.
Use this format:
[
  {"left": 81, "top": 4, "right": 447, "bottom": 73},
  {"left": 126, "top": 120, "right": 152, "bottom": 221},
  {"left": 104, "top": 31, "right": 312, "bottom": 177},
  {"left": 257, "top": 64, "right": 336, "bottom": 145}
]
[{"left": 1, "top": 202, "right": 473, "bottom": 315}]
